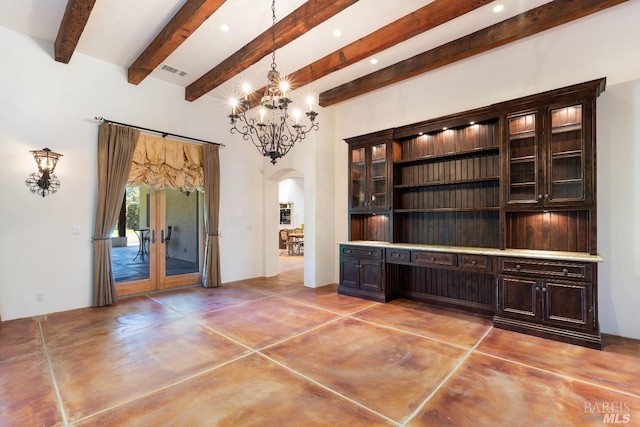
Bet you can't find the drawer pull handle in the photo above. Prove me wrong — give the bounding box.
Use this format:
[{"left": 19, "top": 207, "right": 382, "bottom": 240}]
[
  {"left": 431, "top": 257, "right": 435, "bottom": 261},
  {"left": 515, "top": 264, "right": 521, "bottom": 270},
  {"left": 368, "top": 251, "right": 373, "bottom": 255},
  {"left": 471, "top": 260, "right": 477, "bottom": 265},
  {"left": 562, "top": 268, "right": 568, "bottom": 275}
]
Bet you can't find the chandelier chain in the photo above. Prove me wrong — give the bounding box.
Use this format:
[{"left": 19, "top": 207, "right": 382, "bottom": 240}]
[{"left": 271, "top": 0, "right": 277, "bottom": 71}]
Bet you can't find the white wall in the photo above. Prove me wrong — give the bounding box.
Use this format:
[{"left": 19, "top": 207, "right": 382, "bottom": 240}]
[
  {"left": 0, "top": 26, "right": 265, "bottom": 320},
  {"left": 331, "top": 2, "right": 640, "bottom": 339}
]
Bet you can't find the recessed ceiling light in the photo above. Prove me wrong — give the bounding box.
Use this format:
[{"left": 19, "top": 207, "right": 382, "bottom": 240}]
[
  {"left": 333, "top": 29, "right": 341, "bottom": 37},
  {"left": 370, "top": 58, "right": 378, "bottom": 65},
  {"left": 220, "top": 24, "right": 229, "bottom": 32},
  {"left": 493, "top": 4, "right": 504, "bottom": 13}
]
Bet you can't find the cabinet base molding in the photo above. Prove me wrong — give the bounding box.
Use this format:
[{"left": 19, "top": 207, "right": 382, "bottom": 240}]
[
  {"left": 398, "top": 290, "right": 495, "bottom": 315},
  {"left": 337, "top": 285, "right": 394, "bottom": 303},
  {"left": 493, "top": 316, "right": 602, "bottom": 350}
]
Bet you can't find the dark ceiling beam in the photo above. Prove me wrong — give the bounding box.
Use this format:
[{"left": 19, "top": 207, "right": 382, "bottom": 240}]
[
  {"left": 319, "top": 0, "right": 628, "bottom": 107},
  {"left": 128, "top": 0, "right": 228, "bottom": 85},
  {"left": 185, "top": 0, "right": 359, "bottom": 102},
  {"left": 54, "top": 0, "right": 97, "bottom": 64},
  {"left": 245, "top": 0, "right": 493, "bottom": 109}
]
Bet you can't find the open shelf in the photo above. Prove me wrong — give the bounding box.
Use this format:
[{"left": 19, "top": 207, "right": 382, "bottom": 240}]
[
  {"left": 395, "top": 176, "right": 499, "bottom": 189},
  {"left": 396, "top": 146, "right": 498, "bottom": 165}
]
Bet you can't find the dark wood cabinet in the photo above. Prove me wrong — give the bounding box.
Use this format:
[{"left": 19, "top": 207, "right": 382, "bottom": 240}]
[
  {"left": 505, "top": 101, "right": 594, "bottom": 207},
  {"left": 345, "top": 130, "right": 395, "bottom": 242},
  {"left": 338, "top": 245, "right": 389, "bottom": 302},
  {"left": 347, "top": 130, "right": 394, "bottom": 213},
  {"left": 340, "top": 78, "right": 605, "bottom": 349},
  {"left": 496, "top": 257, "right": 598, "bottom": 348}
]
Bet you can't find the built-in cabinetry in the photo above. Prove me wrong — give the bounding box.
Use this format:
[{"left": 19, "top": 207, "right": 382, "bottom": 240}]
[
  {"left": 346, "top": 129, "right": 396, "bottom": 242},
  {"left": 338, "top": 78, "right": 605, "bottom": 349},
  {"left": 339, "top": 245, "right": 389, "bottom": 302},
  {"left": 496, "top": 257, "right": 597, "bottom": 347}
]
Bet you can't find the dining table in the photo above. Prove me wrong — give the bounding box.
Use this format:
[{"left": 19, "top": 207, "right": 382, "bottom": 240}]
[{"left": 288, "top": 232, "right": 304, "bottom": 255}]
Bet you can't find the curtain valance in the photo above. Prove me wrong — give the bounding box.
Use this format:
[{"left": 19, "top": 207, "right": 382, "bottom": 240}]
[{"left": 128, "top": 133, "right": 204, "bottom": 191}]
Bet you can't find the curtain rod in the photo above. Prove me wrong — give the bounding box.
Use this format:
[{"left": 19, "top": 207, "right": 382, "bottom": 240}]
[{"left": 94, "top": 116, "right": 224, "bottom": 147}]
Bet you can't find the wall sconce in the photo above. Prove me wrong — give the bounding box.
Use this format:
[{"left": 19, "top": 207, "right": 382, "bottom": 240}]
[{"left": 25, "top": 148, "right": 63, "bottom": 197}]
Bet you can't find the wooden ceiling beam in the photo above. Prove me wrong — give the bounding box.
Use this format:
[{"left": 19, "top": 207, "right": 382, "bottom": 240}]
[
  {"left": 319, "top": 0, "right": 628, "bottom": 107},
  {"left": 128, "top": 0, "right": 228, "bottom": 85},
  {"left": 245, "top": 0, "right": 493, "bottom": 110},
  {"left": 185, "top": 0, "right": 359, "bottom": 102},
  {"left": 54, "top": 0, "right": 97, "bottom": 64}
]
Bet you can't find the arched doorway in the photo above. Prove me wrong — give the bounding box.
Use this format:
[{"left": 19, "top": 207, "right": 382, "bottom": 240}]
[{"left": 265, "top": 168, "right": 305, "bottom": 282}]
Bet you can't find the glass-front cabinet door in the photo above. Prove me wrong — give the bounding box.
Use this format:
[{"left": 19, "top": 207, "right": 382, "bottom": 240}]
[
  {"left": 348, "top": 141, "right": 390, "bottom": 212},
  {"left": 506, "top": 111, "right": 538, "bottom": 204},
  {"left": 369, "top": 143, "right": 387, "bottom": 209},
  {"left": 505, "top": 103, "right": 589, "bottom": 207},
  {"left": 547, "top": 104, "right": 585, "bottom": 203},
  {"left": 350, "top": 147, "right": 366, "bottom": 209}
]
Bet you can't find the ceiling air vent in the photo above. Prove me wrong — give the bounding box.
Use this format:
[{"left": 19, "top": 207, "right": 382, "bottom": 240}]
[{"left": 160, "top": 64, "right": 188, "bottom": 77}]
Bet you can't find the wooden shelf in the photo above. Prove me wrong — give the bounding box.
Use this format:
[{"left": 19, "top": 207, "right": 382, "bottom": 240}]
[
  {"left": 510, "top": 155, "right": 535, "bottom": 163},
  {"left": 394, "top": 207, "right": 500, "bottom": 213},
  {"left": 395, "top": 176, "right": 499, "bottom": 189},
  {"left": 395, "top": 146, "right": 498, "bottom": 165},
  {"left": 552, "top": 122, "right": 581, "bottom": 133},
  {"left": 509, "top": 131, "right": 536, "bottom": 140},
  {"left": 552, "top": 178, "right": 582, "bottom": 185},
  {"left": 552, "top": 150, "right": 582, "bottom": 159}
]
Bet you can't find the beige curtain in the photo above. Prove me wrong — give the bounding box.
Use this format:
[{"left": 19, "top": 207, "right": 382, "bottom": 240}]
[
  {"left": 128, "top": 134, "right": 203, "bottom": 191},
  {"left": 202, "top": 143, "right": 221, "bottom": 288},
  {"left": 92, "top": 123, "right": 139, "bottom": 307}
]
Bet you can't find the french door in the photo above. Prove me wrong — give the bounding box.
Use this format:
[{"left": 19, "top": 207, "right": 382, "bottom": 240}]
[{"left": 113, "top": 185, "right": 203, "bottom": 295}]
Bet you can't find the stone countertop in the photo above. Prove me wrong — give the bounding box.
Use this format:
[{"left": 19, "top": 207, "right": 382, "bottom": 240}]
[{"left": 339, "top": 241, "right": 603, "bottom": 263}]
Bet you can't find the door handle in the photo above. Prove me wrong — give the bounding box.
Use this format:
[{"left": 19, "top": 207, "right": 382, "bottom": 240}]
[
  {"left": 161, "top": 229, "right": 165, "bottom": 243},
  {"left": 151, "top": 229, "right": 156, "bottom": 244}
]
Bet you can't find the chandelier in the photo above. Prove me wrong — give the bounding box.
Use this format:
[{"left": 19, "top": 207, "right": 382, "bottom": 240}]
[{"left": 228, "top": 0, "right": 319, "bottom": 165}]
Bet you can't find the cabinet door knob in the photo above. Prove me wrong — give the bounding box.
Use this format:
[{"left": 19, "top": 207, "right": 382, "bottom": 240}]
[
  {"left": 515, "top": 264, "right": 521, "bottom": 270},
  {"left": 544, "top": 194, "right": 549, "bottom": 199},
  {"left": 471, "top": 260, "right": 477, "bottom": 265},
  {"left": 538, "top": 194, "right": 543, "bottom": 200},
  {"left": 562, "top": 268, "right": 568, "bottom": 275},
  {"left": 542, "top": 287, "right": 547, "bottom": 293},
  {"left": 431, "top": 257, "right": 435, "bottom": 261},
  {"left": 536, "top": 286, "right": 541, "bottom": 291},
  {"left": 368, "top": 251, "right": 373, "bottom": 255}
]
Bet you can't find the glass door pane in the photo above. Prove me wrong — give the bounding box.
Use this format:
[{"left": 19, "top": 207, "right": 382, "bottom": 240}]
[
  {"left": 351, "top": 147, "right": 366, "bottom": 209},
  {"left": 370, "top": 143, "right": 387, "bottom": 209},
  {"left": 112, "top": 185, "right": 151, "bottom": 284},
  {"left": 164, "top": 188, "right": 200, "bottom": 278},
  {"left": 507, "top": 113, "right": 537, "bottom": 203},
  {"left": 549, "top": 104, "right": 583, "bottom": 201}
]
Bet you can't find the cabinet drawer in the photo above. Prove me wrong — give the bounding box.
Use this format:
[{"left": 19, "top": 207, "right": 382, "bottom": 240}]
[
  {"left": 500, "top": 258, "right": 592, "bottom": 281},
  {"left": 386, "top": 249, "right": 410, "bottom": 264},
  {"left": 341, "top": 246, "right": 383, "bottom": 260},
  {"left": 459, "top": 254, "right": 492, "bottom": 272},
  {"left": 412, "top": 251, "right": 456, "bottom": 267}
]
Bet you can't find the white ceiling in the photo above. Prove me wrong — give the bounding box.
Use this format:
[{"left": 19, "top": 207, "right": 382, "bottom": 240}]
[{"left": 0, "top": 0, "right": 552, "bottom": 105}]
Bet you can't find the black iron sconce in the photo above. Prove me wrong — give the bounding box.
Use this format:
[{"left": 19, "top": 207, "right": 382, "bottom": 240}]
[{"left": 25, "top": 148, "right": 63, "bottom": 197}]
